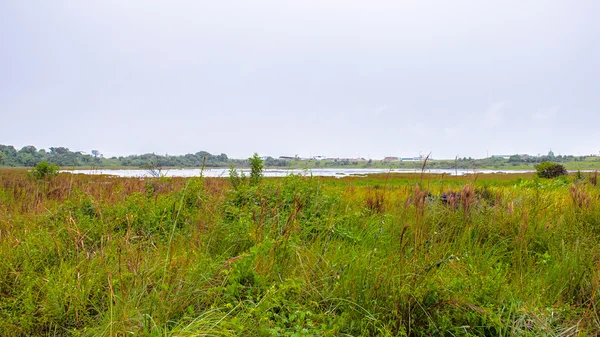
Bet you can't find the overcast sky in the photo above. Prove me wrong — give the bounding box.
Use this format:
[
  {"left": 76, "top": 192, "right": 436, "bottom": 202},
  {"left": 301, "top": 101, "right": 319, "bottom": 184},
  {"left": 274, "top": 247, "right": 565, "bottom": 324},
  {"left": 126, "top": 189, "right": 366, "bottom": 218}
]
[{"left": 1, "top": 1, "right": 599, "bottom": 159}]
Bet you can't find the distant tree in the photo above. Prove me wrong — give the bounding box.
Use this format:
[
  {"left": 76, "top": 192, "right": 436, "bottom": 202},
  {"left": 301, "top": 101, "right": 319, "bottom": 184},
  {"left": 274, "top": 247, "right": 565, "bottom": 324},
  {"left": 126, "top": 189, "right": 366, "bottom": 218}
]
[
  {"left": 17, "top": 152, "right": 37, "bottom": 167},
  {"left": 0, "top": 145, "right": 18, "bottom": 166},
  {"left": 50, "top": 147, "right": 69, "bottom": 155},
  {"left": 19, "top": 145, "right": 37, "bottom": 154},
  {"left": 17, "top": 146, "right": 43, "bottom": 166},
  {"left": 90, "top": 150, "right": 102, "bottom": 165},
  {"left": 196, "top": 151, "right": 211, "bottom": 159},
  {"left": 508, "top": 155, "right": 521, "bottom": 163},
  {"left": 535, "top": 162, "right": 567, "bottom": 178},
  {"left": 0, "top": 145, "right": 17, "bottom": 156}
]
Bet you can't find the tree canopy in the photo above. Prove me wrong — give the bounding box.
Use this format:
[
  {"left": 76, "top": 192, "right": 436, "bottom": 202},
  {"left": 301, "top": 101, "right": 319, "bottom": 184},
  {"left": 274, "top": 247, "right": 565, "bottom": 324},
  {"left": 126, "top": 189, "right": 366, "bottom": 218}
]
[{"left": 0, "top": 144, "right": 290, "bottom": 168}]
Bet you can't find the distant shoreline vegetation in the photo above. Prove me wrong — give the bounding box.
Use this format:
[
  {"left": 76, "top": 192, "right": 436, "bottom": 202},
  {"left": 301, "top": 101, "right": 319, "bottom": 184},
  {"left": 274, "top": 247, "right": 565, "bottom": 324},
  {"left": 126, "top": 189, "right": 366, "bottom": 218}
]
[
  {"left": 1, "top": 144, "right": 600, "bottom": 170},
  {"left": 0, "top": 144, "right": 287, "bottom": 169}
]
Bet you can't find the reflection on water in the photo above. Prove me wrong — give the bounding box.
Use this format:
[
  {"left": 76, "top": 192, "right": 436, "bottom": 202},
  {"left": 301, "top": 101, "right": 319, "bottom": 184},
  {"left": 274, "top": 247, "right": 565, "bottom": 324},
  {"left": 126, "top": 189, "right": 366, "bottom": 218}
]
[{"left": 64, "top": 168, "right": 537, "bottom": 178}]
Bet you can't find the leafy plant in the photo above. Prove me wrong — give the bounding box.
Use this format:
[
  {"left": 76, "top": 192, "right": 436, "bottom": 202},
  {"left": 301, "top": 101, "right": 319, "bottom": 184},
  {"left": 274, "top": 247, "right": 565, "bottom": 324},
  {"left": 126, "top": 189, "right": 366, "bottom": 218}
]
[
  {"left": 249, "top": 153, "right": 263, "bottom": 186},
  {"left": 30, "top": 160, "right": 59, "bottom": 181},
  {"left": 229, "top": 164, "right": 243, "bottom": 190},
  {"left": 535, "top": 161, "right": 567, "bottom": 178}
]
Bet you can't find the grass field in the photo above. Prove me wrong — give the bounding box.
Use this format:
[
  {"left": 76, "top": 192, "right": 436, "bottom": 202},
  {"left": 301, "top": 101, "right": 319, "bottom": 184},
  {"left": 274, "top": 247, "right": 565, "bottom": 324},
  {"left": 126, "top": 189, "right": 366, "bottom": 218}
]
[{"left": 1, "top": 169, "right": 599, "bottom": 336}]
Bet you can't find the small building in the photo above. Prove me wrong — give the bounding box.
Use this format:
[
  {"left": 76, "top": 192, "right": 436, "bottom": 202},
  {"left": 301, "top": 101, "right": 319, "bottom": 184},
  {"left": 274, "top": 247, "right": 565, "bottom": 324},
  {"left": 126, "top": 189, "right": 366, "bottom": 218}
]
[{"left": 383, "top": 157, "right": 399, "bottom": 162}]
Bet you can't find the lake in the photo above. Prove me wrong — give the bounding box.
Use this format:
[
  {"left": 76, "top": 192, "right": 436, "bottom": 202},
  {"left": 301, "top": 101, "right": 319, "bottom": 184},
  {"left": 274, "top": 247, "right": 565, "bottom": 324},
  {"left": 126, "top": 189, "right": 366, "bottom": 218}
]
[{"left": 63, "top": 168, "right": 537, "bottom": 178}]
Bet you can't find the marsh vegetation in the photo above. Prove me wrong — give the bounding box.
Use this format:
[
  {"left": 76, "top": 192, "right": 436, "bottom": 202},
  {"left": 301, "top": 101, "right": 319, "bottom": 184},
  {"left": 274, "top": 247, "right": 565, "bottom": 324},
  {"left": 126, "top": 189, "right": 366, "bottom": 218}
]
[{"left": 1, "top": 168, "right": 599, "bottom": 336}]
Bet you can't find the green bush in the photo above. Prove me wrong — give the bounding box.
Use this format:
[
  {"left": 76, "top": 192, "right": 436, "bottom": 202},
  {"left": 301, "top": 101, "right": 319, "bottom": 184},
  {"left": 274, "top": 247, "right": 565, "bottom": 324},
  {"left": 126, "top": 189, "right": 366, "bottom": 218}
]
[
  {"left": 535, "top": 161, "right": 567, "bottom": 178},
  {"left": 30, "top": 160, "right": 59, "bottom": 181},
  {"left": 249, "top": 153, "right": 263, "bottom": 186}
]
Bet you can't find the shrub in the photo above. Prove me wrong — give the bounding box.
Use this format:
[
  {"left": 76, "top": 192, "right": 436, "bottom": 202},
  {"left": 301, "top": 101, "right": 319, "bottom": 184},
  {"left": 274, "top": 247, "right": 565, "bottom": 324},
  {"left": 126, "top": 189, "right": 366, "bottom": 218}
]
[
  {"left": 535, "top": 161, "right": 567, "bottom": 179},
  {"left": 249, "top": 153, "right": 263, "bottom": 186},
  {"left": 30, "top": 160, "right": 59, "bottom": 181}
]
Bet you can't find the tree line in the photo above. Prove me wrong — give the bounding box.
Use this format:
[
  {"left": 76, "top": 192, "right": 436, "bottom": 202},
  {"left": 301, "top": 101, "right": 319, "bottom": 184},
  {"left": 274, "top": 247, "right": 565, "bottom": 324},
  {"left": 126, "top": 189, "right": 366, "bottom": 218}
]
[{"left": 0, "top": 144, "right": 291, "bottom": 168}]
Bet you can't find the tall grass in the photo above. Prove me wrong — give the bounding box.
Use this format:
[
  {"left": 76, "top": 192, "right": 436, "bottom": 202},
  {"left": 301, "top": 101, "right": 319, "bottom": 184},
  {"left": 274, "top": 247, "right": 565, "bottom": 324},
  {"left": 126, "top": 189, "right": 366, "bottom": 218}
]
[{"left": 0, "top": 169, "right": 599, "bottom": 336}]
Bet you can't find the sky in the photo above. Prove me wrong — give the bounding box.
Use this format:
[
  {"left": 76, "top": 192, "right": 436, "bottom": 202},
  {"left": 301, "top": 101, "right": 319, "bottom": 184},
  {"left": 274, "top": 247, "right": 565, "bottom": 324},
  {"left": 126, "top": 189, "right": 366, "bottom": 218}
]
[{"left": 1, "top": 1, "right": 599, "bottom": 159}]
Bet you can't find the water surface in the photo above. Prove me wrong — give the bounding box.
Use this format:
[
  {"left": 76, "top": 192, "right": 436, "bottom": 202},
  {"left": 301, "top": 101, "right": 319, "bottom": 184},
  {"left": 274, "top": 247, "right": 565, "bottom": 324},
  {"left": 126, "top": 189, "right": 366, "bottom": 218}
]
[{"left": 64, "top": 168, "right": 537, "bottom": 178}]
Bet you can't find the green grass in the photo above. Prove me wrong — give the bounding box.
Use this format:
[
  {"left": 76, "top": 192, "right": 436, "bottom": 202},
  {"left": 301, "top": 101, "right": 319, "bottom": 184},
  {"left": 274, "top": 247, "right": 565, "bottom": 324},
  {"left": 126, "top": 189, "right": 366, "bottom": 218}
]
[{"left": 1, "top": 169, "right": 599, "bottom": 336}]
